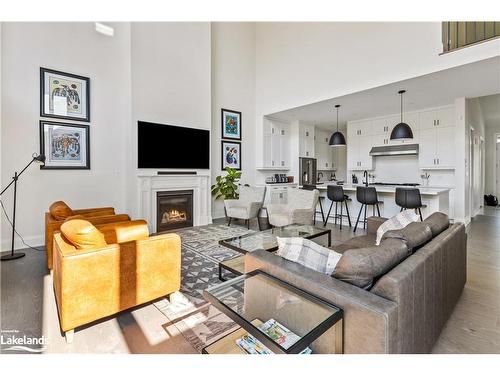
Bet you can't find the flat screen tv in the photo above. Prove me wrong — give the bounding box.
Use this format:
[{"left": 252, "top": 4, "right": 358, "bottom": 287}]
[{"left": 138, "top": 121, "right": 210, "bottom": 169}]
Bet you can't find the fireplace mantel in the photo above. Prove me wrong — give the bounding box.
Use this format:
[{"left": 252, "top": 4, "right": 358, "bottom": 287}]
[{"left": 138, "top": 173, "right": 212, "bottom": 233}]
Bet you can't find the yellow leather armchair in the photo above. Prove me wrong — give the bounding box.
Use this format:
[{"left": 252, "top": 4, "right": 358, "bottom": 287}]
[
  {"left": 52, "top": 219, "right": 181, "bottom": 343},
  {"left": 45, "top": 201, "right": 130, "bottom": 269}
]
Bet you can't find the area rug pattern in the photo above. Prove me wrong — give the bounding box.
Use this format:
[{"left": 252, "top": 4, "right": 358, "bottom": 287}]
[{"left": 154, "top": 224, "right": 254, "bottom": 353}]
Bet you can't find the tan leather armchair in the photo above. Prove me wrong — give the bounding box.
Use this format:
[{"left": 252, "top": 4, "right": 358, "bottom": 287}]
[
  {"left": 52, "top": 219, "right": 181, "bottom": 343},
  {"left": 45, "top": 201, "right": 130, "bottom": 269}
]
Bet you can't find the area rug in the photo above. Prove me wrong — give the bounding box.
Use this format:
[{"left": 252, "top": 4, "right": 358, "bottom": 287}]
[{"left": 154, "top": 224, "right": 254, "bottom": 353}]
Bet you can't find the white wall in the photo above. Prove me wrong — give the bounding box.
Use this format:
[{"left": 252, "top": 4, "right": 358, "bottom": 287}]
[
  {"left": 254, "top": 22, "right": 500, "bottom": 174},
  {"left": 1, "top": 22, "right": 132, "bottom": 249},
  {"left": 128, "top": 22, "right": 212, "bottom": 218},
  {"left": 210, "top": 23, "right": 256, "bottom": 219},
  {"left": 1, "top": 22, "right": 213, "bottom": 248}
]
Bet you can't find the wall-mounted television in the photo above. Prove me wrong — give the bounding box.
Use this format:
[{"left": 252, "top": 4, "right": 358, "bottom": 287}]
[{"left": 138, "top": 121, "right": 210, "bottom": 169}]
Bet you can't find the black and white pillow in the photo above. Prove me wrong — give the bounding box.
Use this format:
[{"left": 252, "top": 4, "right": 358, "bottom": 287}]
[
  {"left": 375, "top": 210, "right": 419, "bottom": 245},
  {"left": 276, "top": 237, "right": 342, "bottom": 275}
]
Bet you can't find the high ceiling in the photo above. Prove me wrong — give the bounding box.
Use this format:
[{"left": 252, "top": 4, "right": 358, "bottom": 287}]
[{"left": 268, "top": 56, "right": 500, "bottom": 131}]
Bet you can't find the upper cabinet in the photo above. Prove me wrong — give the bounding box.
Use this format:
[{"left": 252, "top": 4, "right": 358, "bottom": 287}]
[
  {"left": 347, "top": 120, "right": 373, "bottom": 170},
  {"left": 262, "top": 118, "right": 291, "bottom": 169},
  {"left": 315, "top": 129, "right": 337, "bottom": 170},
  {"left": 299, "top": 123, "right": 315, "bottom": 158},
  {"left": 419, "top": 107, "right": 454, "bottom": 130}
]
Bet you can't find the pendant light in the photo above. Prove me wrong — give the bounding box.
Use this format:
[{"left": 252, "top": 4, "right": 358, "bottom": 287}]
[
  {"left": 390, "top": 90, "right": 413, "bottom": 140},
  {"left": 329, "top": 104, "right": 346, "bottom": 146}
]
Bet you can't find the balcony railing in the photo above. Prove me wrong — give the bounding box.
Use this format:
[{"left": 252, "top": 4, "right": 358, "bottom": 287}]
[{"left": 442, "top": 21, "right": 500, "bottom": 52}]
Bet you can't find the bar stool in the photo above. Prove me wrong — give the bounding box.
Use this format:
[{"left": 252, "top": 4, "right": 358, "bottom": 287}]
[
  {"left": 302, "top": 184, "right": 324, "bottom": 225},
  {"left": 354, "top": 186, "right": 382, "bottom": 232},
  {"left": 395, "top": 188, "right": 427, "bottom": 221},
  {"left": 323, "top": 185, "right": 352, "bottom": 229}
]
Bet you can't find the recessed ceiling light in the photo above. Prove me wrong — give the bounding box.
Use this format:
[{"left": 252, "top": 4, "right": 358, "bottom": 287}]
[{"left": 95, "top": 22, "right": 114, "bottom": 36}]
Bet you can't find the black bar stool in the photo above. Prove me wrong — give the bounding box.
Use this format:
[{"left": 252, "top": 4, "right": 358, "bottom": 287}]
[
  {"left": 323, "top": 185, "right": 352, "bottom": 229},
  {"left": 354, "top": 186, "right": 382, "bottom": 232},
  {"left": 395, "top": 188, "right": 427, "bottom": 221},
  {"left": 302, "top": 184, "right": 324, "bottom": 225}
]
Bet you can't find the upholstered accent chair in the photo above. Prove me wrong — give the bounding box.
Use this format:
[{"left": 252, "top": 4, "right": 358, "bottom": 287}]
[
  {"left": 267, "top": 188, "right": 319, "bottom": 227},
  {"left": 45, "top": 201, "right": 130, "bottom": 269},
  {"left": 52, "top": 219, "right": 181, "bottom": 343},
  {"left": 224, "top": 185, "right": 266, "bottom": 229}
]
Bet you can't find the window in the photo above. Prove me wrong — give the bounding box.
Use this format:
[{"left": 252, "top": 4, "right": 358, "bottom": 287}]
[{"left": 442, "top": 21, "right": 500, "bottom": 53}]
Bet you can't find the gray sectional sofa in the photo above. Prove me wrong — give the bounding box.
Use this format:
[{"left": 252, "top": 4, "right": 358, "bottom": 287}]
[{"left": 244, "top": 213, "right": 467, "bottom": 353}]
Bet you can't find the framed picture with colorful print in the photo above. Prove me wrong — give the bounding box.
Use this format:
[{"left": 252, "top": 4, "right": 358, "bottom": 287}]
[
  {"left": 221, "top": 108, "right": 241, "bottom": 141},
  {"left": 221, "top": 141, "right": 241, "bottom": 171},
  {"left": 40, "top": 67, "right": 90, "bottom": 122},
  {"left": 40, "top": 120, "right": 90, "bottom": 170}
]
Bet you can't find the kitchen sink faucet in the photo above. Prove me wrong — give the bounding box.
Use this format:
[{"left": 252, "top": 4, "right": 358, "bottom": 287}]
[{"left": 363, "top": 170, "right": 369, "bottom": 186}]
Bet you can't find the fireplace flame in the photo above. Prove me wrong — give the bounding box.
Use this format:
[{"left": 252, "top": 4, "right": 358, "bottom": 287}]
[{"left": 161, "top": 209, "right": 187, "bottom": 224}]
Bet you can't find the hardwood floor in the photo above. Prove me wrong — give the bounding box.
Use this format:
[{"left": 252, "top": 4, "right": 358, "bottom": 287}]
[{"left": 1, "top": 212, "right": 499, "bottom": 353}]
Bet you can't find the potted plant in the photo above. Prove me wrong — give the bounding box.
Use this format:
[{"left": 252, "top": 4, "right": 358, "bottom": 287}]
[{"left": 211, "top": 167, "right": 242, "bottom": 200}]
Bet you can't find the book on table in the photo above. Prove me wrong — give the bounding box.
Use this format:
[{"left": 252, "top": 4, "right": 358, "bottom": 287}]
[{"left": 235, "top": 319, "right": 312, "bottom": 354}]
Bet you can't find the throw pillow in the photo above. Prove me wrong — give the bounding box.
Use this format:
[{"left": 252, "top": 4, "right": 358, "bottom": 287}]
[
  {"left": 381, "top": 222, "right": 433, "bottom": 253},
  {"left": 375, "top": 210, "right": 419, "bottom": 245},
  {"left": 49, "top": 201, "right": 74, "bottom": 220},
  {"left": 276, "top": 237, "right": 342, "bottom": 275},
  {"left": 423, "top": 212, "right": 450, "bottom": 237},
  {"left": 332, "top": 238, "right": 409, "bottom": 289},
  {"left": 60, "top": 219, "right": 107, "bottom": 250}
]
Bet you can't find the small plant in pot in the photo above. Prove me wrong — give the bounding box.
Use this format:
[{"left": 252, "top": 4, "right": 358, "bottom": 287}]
[
  {"left": 211, "top": 167, "right": 242, "bottom": 200},
  {"left": 211, "top": 168, "right": 242, "bottom": 222}
]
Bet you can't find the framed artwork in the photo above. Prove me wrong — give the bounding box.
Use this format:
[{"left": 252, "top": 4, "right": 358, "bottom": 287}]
[
  {"left": 221, "top": 141, "right": 241, "bottom": 171},
  {"left": 40, "top": 120, "right": 90, "bottom": 170},
  {"left": 221, "top": 108, "right": 242, "bottom": 140},
  {"left": 40, "top": 68, "right": 90, "bottom": 122}
]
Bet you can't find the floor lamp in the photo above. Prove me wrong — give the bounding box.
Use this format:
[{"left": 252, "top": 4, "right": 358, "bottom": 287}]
[{"left": 0, "top": 153, "right": 46, "bottom": 261}]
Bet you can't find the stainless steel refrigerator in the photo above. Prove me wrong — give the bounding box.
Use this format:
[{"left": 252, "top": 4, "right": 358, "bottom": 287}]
[{"left": 299, "top": 157, "right": 317, "bottom": 186}]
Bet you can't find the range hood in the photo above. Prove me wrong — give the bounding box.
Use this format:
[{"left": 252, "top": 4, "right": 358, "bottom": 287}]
[{"left": 369, "top": 144, "right": 419, "bottom": 156}]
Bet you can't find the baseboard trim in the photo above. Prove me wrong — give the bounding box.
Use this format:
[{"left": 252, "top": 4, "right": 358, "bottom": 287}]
[{"left": 1, "top": 234, "right": 44, "bottom": 251}]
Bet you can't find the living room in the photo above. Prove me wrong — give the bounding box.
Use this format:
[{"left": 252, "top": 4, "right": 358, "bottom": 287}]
[{"left": 1, "top": 1, "right": 499, "bottom": 373}]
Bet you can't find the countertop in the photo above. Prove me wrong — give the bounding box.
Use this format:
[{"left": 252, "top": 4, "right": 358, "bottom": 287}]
[{"left": 312, "top": 182, "right": 451, "bottom": 196}]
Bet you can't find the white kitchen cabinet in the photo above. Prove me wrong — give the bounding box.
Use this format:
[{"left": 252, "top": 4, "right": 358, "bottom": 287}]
[
  {"left": 348, "top": 120, "right": 372, "bottom": 137},
  {"left": 347, "top": 134, "right": 373, "bottom": 170},
  {"left": 419, "top": 107, "right": 454, "bottom": 130},
  {"left": 347, "top": 120, "right": 373, "bottom": 170},
  {"left": 299, "top": 124, "right": 315, "bottom": 157},
  {"left": 419, "top": 126, "right": 455, "bottom": 169},
  {"left": 262, "top": 118, "right": 291, "bottom": 169},
  {"left": 359, "top": 135, "right": 373, "bottom": 169},
  {"left": 264, "top": 185, "right": 298, "bottom": 206},
  {"left": 435, "top": 126, "right": 455, "bottom": 167},
  {"left": 372, "top": 116, "right": 397, "bottom": 135},
  {"left": 315, "top": 129, "right": 336, "bottom": 170}
]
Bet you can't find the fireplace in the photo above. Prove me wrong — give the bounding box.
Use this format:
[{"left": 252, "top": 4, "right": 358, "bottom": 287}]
[{"left": 156, "top": 190, "right": 193, "bottom": 232}]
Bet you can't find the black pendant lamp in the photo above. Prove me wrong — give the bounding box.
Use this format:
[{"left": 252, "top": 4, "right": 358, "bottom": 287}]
[
  {"left": 390, "top": 90, "right": 413, "bottom": 140},
  {"left": 329, "top": 104, "right": 346, "bottom": 146}
]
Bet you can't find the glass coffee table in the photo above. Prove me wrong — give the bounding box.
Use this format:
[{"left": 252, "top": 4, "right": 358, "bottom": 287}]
[
  {"left": 218, "top": 224, "right": 331, "bottom": 281},
  {"left": 202, "top": 270, "right": 343, "bottom": 354}
]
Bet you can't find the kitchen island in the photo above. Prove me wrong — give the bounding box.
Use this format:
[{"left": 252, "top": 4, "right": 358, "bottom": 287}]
[{"left": 315, "top": 183, "right": 451, "bottom": 224}]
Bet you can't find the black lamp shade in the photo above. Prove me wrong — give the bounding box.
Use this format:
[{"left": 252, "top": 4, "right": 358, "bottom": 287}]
[
  {"left": 390, "top": 122, "right": 413, "bottom": 140},
  {"left": 329, "top": 131, "right": 346, "bottom": 146},
  {"left": 34, "top": 154, "right": 46, "bottom": 163}
]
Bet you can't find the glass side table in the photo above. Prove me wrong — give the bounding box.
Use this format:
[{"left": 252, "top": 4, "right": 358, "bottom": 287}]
[{"left": 202, "top": 270, "right": 343, "bottom": 354}]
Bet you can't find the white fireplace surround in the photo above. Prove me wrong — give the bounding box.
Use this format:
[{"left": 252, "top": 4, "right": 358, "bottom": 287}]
[{"left": 138, "top": 172, "right": 212, "bottom": 233}]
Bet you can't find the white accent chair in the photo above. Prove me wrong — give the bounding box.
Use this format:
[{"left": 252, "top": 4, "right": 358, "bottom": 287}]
[
  {"left": 267, "top": 188, "right": 319, "bottom": 227},
  {"left": 224, "top": 185, "right": 266, "bottom": 230}
]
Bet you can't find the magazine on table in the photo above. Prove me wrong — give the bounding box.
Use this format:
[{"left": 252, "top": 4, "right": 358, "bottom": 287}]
[{"left": 235, "top": 319, "right": 312, "bottom": 354}]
